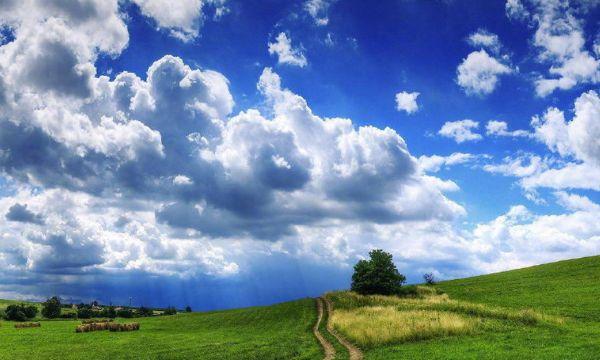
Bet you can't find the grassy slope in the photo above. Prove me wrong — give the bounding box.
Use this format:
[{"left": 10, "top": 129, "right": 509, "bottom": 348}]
[
  {"left": 366, "top": 255, "right": 600, "bottom": 360},
  {"left": 0, "top": 298, "right": 321, "bottom": 360}
]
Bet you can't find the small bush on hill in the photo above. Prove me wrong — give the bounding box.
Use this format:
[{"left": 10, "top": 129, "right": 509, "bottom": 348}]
[
  {"left": 41, "top": 296, "right": 61, "bottom": 319},
  {"left": 423, "top": 273, "right": 436, "bottom": 285},
  {"left": 185, "top": 306, "right": 192, "bottom": 313},
  {"left": 351, "top": 249, "right": 406, "bottom": 296}
]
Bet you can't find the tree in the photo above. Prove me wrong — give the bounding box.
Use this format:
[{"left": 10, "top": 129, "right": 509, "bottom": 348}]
[
  {"left": 185, "top": 306, "right": 192, "bottom": 313},
  {"left": 423, "top": 272, "right": 436, "bottom": 285},
  {"left": 41, "top": 296, "right": 61, "bottom": 319},
  {"left": 351, "top": 249, "right": 406, "bottom": 295}
]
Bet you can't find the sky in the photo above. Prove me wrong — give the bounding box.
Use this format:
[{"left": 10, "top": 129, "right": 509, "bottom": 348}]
[{"left": 0, "top": 0, "right": 599, "bottom": 310}]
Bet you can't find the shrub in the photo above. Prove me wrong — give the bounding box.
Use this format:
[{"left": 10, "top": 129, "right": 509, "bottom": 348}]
[
  {"left": 4, "top": 304, "right": 37, "bottom": 321},
  {"left": 41, "top": 296, "right": 61, "bottom": 319},
  {"left": 185, "top": 306, "right": 192, "bottom": 313},
  {"left": 351, "top": 249, "right": 406, "bottom": 296},
  {"left": 423, "top": 273, "right": 436, "bottom": 285},
  {"left": 77, "top": 308, "right": 96, "bottom": 319},
  {"left": 117, "top": 309, "right": 134, "bottom": 318},
  {"left": 101, "top": 306, "right": 117, "bottom": 319},
  {"left": 137, "top": 306, "right": 153, "bottom": 317},
  {"left": 60, "top": 313, "right": 77, "bottom": 319},
  {"left": 163, "top": 307, "right": 177, "bottom": 315}
]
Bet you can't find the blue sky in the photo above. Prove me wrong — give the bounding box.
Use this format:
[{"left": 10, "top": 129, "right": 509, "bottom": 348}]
[{"left": 0, "top": 0, "right": 599, "bottom": 310}]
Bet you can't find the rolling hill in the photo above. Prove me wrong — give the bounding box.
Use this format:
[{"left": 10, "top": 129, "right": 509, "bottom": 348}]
[{"left": 1, "top": 255, "right": 599, "bottom": 359}]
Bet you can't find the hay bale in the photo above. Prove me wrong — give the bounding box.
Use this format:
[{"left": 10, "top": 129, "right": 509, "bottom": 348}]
[
  {"left": 108, "top": 322, "right": 140, "bottom": 332},
  {"left": 81, "top": 318, "right": 113, "bottom": 324},
  {"left": 14, "top": 322, "right": 41, "bottom": 329}
]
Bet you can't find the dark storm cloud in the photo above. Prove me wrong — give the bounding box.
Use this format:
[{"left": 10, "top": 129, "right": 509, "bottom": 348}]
[{"left": 5, "top": 203, "right": 45, "bottom": 225}]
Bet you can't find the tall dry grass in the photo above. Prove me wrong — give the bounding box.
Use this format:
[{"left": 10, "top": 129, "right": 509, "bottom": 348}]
[
  {"left": 327, "top": 290, "right": 557, "bottom": 325},
  {"left": 331, "top": 306, "right": 477, "bottom": 347}
]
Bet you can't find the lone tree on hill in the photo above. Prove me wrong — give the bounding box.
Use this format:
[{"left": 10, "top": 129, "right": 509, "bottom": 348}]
[
  {"left": 351, "top": 249, "right": 406, "bottom": 295},
  {"left": 41, "top": 296, "right": 61, "bottom": 319}
]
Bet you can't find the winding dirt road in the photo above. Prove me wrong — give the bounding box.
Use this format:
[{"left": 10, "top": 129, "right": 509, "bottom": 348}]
[
  {"left": 323, "top": 297, "right": 363, "bottom": 360},
  {"left": 314, "top": 297, "right": 336, "bottom": 360}
]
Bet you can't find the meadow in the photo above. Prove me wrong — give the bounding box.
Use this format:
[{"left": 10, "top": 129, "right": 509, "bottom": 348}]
[
  {"left": 361, "top": 256, "right": 600, "bottom": 359},
  {"left": 0, "top": 298, "right": 321, "bottom": 360}
]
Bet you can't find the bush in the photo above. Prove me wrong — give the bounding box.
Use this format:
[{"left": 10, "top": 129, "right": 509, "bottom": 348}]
[
  {"left": 117, "top": 308, "right": 134, "bottom": 318},
  {"left": 137, "top": 306, "right": 153, "bottom": 317},
  {"left": 4, "top": 304, "right": 38, "bottom": 321},
  {"left": 41, "top": 296, "right": 61, "bottom": 319},
  {"left": 77, "top": 308, "right": 95, "bottom": 319},
  {"left": 163, "top": 307, "right": 177, "bottom": 315},
  {"left": 101, "top": 306, "right": 117, "bottom": 319},
  {"left": 351, "top": 249, "right": 406, "bottom": 296},
  {"left": 185, "top": 306, "right": 192, "bottom": 313},
  {"left": 423, "top": 273, "right": 436, "bottom": 285},
  {"left": 60, "top": 313, "right": 78, "bottom": 319}
]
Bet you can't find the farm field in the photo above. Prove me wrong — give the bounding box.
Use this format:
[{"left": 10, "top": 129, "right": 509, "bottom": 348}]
[{"left": 0, "top": 298, "right": 321, "bottom": 360}]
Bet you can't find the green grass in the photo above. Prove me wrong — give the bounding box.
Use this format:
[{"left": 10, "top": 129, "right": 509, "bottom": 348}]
[
  {"left": 363, "top": 255, "right": 600, "bottom": 359},
  {"left": 0, "top": 298, "right": 321, "bottom": 360}
]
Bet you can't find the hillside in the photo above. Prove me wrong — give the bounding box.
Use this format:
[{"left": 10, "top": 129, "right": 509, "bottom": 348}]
[
  {"left": 362, "top": 255, "right": 600, "bottom": 359},
  {"left": 437, "top": 255, "right": 600, "bottom": 320}
]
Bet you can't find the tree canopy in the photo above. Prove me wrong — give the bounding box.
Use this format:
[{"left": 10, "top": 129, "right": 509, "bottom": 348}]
[{"left": 351, "top": 249, "right": 406, "bottom": 295}]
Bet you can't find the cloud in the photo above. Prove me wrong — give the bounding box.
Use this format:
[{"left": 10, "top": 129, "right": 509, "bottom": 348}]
[
  {"left": 511, "top": 0, "right": 600, "bottom": 96},
  {"left": 438, "top": 120, "right": 483, "bottom": 143},
  {"left": 483, "top": 154, "right": 546, "bottom": 178},
  {"left": 268, "top": 32, "right": 308, "bottom": 67},
  {"left": 505, "top": 0, "right": 530, "bottom": 21},
  {"left": 532, "top": 90, "right": 600, "bottom": 165},
  {"left": 483, "top": 90, "right": 600, "bottom": 192},
  {"left": 485, "top": 120, "right": 531, "bottom": 137},
  {"left": 419, "top": 153, "right": 478, "bottom": 173},
  {"left": 131, "top": 0, "right": 228, "bottom": 41},
  {"left": 470, "top": 197, "right": 600, "bottom": 273},
  {"left": 395, "top": 91, "right": 420, "bottom": 114},
  {"left": 468, "top": 29, "right": 501, "bottom": 53},
  {"left": 304, "top": 0, "right": 336, "bottom": 26},
  {"left": 456, "top": 50, "right": 512, "bottom": 96},
  {"left": 5, "top": 203, "right": 45, "bottom": 225}
]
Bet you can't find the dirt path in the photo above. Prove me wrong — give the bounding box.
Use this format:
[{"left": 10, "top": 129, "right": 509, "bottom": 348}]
[
  {"left": 323, "top": 297, "right": 364, "bottom": 360},
  {"left": 314, "top": 297, "right": 336, "bottom": 360}
]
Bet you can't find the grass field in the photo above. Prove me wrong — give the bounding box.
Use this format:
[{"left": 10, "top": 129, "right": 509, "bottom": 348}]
[{"left": 0, "top": 298, "right": 321, "bottom": 360}]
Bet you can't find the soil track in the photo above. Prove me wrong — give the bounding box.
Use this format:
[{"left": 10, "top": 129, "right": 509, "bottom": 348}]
[
  {"left": 314, "top": 297, "right": 336, "bottom": 360},
  {"left": 323, "top": 297, "right": 363, "bottom": 360}
]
